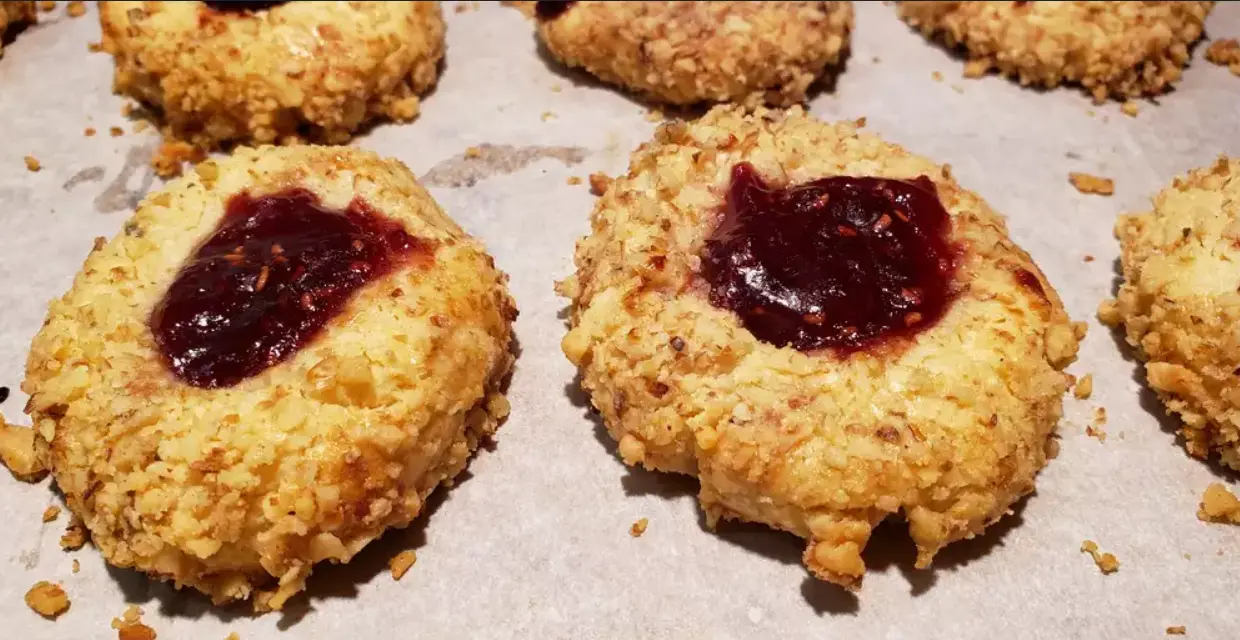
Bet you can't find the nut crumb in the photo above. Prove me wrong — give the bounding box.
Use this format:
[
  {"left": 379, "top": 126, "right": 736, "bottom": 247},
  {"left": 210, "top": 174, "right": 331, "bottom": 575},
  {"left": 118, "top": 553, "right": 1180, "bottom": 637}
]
[
  {"left": 39, "top": 1, "right": 56, "bottom": 11},
  {"left": 42, "top": 506, "right": 61, "bottom": 522},
  {"left": 550, "top": 83, "right": 562, "bottom": 92},
  {"left": 112, "top": 605, "right": 156, "bottom": 640},
  {"left": 1166, "top": 626, "right": 1186, "bottom": 635},
  {"left": 84, "top": 127, "right": 96, "bottom": 137},
  {"left": 464, "top": 146, "right": 482, "bottom": 159},
  {"left": 1069, "top": 172, "right": 1114, "bottom": 196},
  {"left": 629, "top": 517, "right": 649, "bottom": 537},
  {"left": 1206, "top": 38, "right": 1240, "bottom": 76},
  {"left": 963, "top": 58, "right": 988, "bottom": 78},
  {"left": 1080, "top": 540, "right": 1120, "bottom": 574},
  {"left": 541, "top": 111, "right": 557, "bottom": 122},
  {"left": 225, "top": 634, "right": 240, "bottom": 640},
  {"left": 66, "top": 0, "right": 85, "bottom": 17},
  {"left": 1074, "top": 374, "right": 1093, "bottom": 400},
  {"left": 60, "top": 517, "right": 88, "bottom": 551},
  {"left": 931, "top": 70, "right": 943, "bottom": 82},
  {"left": 1197, "top": 483, "right": 1240, "bottom": 524},
  {"left": 109, "top": 126, "right": 125, "bottom": 137},
  {"left": 1120, "top": 101, "right": 1140, "bottom": 117},
  {"left": 25, "top": 581, "right": 70, "bottom": 619},
  {"left": 566, "top": 176, "right": 582, "bottom": 186},
  {"left": 1083, "top": 254, "right": 1095, "bottom": 262},
  {"left": 71, "top": 559, "right": 80, "bottom": 573},
  {"left": 87, "top": 41, "right": 102, "bottom": 52},
  {"left": 588, "top": 172, "right": 612, "bottom": 196},
  {"left": 0, "top": 417, "right": 49, "bottom": 481},
  {"left": 24, "top": 155, "right": 41, "bottom": 172},
  {"left": 389, "top": 550, "right": 417, "bottom": 580}
]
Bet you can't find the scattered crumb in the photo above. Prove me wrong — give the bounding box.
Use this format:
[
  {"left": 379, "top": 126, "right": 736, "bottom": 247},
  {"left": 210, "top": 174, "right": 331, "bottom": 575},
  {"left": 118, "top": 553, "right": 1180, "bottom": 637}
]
[
  {"left": 84, "top": 127, "right": 96, "bottom": 137},
  {"left": 855, "top": 116, "right": 867, "bottom": 128},
  {"left": 152, "top": 140, "right": 205, "bottom": 178},
  {"left": 629, "top": 518, "right": 649, "bottom": 537},
  {"left": 39, "top": 1, "right": 56, "bottom": 12},
  {"left": 1086, "top": 407, "right": 1108, "bottom": 442},
  {"left": 1083, "top": 254, "right": 1095, "bottom": 262},
  {"left": 541, "top": 111, "right": 557, "bottom": 122},
  {"left": 60, "top": 517, "right": 88, "bottom": 551},
  {"left": 66, "top": 0, "right": 85, "bottom": 17},
  {"left": 1065, "top": 151, "right": 1082, "bottom": 160},
  {"left": 1087, "top": 109, "right": 1096, "bottom": 117},
  {"left": 931, "top": 70, "right": 943, "bottom": 82},
  {"left": 589, "top": 172, "right": 613, "bottom": 196},
  {"left": 109, "top": 126, "right": 124, "bottom": 137},
  {"left": 1166, "top": 626, "right": 1187, "bottom": 636},
  {"left": 1074, "top": 374, "right": 1094, "bottom": 400},
  {"left": 1080, "top": 540, "right": 1120, "bottom": 574},
  {"left": 550, "top": 83, "right": 562, "bottom": 92},
  {"left": 1206, "top": 38, "right": 1240, "bottom": 76},
  {"left": 389, "top": 550, "right": 417, "bottom": 580},
  {"left": 1183, "top": 552, "right": 1192, "bottom": 560},
  {"left": 132, "top": 121, "right": 150, "bottom": 134},
  {"left": 87, "top": 41, "right": 102, "bottom": 52},
  {"left": 225, "top": 634, "right": 240, "bottom": 640},
  {"left": 645, "top": 109, "right": 664, "bottom": 123},
  {"left": 42, "top": 506, "right": 61, "bottom": 523},
  {"left": 0, "top": 417, "right": 49, "bottom": 482},
  {"left": 1069, "top": 172, "right": 1115, "bottom": 196},
  {"left": 871, "top": 55, "right": 881, "bottom": 64},
  {"left": 25, "top": 581, "right": 70, "bottom": 619},
  {"left": 950, "top": 84, "right": 964, "bottom": 94},
  {"left": 1086, "top": 425, "right": 1107, "bottom": 442},
  {"left": 1093, "top": 407, "right": 1107, "bottom": 425},
  {"left": 23, "top": 155, "right": 41, "bottom": 172},
  {"left": 112, "top": 605, "right": 156, "bottom": 640},
  {"left": 1197, "top": 483, "right": 1240, "bottom": 524},
  {"left": 1120, "top": 101, "right": 1140, "bottom": 117},
  {"left": 71, "top": 559, "right": 80, "bottom": 574},
  {"left": 464, "top": 146, "right": 482, "bottom": 159},
  {"left": 566, "top": 176, "right": 582, "bottom": 186},
  {"left": 454, "top": 2, "right": 468, "bottom": 12},
  {"left": 963, "top": 59, "right": 988, "bottom": 78}
]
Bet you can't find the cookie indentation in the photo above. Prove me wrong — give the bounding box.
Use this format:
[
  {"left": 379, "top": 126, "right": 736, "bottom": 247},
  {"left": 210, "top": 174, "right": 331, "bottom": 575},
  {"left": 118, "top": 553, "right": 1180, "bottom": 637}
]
[
  {"left": 152, "top": 189, "right": 430, "bottom": 388},
  {"left": 701, "top": 163, "right": 956, "bottom": 353}
]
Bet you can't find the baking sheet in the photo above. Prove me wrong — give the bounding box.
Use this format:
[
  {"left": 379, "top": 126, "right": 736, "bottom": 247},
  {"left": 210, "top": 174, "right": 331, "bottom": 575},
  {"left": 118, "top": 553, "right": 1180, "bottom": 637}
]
[{"left": 1, "top": 2, "right": 1239, "bottom": 638}]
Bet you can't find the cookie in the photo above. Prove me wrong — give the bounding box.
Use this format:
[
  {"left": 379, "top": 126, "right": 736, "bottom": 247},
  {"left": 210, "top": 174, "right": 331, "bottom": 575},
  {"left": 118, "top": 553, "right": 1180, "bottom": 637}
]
[
  {"left": 898, "top": 1, "right": 1214, "bottom": 102},
  {"left": 99, "top": 1, "right": 445, "bottom": 176},
  {"left": 1100, "top": 157, "right": 1240, "bottom": 470},
  {"left": 23, "top": 145, "right": 516, "bottom": 610},
  {"left": 559, "top": 106, "right": 1080, "bottom": 588},
  {"left": 533, "top": 1, "right": 853, "bottom": 107},
  {"left": 0, "top": 1, "right": 36, "bottom": 57}
]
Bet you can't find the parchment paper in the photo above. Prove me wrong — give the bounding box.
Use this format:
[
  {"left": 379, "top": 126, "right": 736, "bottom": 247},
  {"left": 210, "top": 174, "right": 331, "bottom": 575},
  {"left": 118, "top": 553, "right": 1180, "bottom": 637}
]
[{"left": 1, "top": 3, "right": 1238, "bottom": 638}]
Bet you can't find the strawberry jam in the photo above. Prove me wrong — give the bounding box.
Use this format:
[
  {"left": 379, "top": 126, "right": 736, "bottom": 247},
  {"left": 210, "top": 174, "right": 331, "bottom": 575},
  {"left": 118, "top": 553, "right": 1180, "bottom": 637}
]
[
  {"left": 152, "top": 189, "right": 429, "bottom": 388},
  {"left": 701, "top": 163, "right": 957, "bottom": 353}
]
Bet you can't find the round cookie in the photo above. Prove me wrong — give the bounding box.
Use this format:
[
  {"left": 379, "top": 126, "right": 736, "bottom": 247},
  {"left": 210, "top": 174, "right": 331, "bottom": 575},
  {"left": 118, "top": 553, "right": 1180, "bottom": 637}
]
[
  {"left": 0, "top": 1, "right": 36, "bottom": 57},
  {"left": 23, "top": 145, "right": 516, "bottom": 610},
  {"left": 1100, "top": 157, "right": 1240, "bottom": 470},
  {"left": 898, "top": 1, "right": 1214, "bottom": 102},
  {"left": 559, "top": 106, "right": 1080, "bottom": 588},
  {"left": 533, "top": 1, "right": 853, "bottom": 107},
  {"left": 99, "top": 1, "right": 445, "bottom": 176}
]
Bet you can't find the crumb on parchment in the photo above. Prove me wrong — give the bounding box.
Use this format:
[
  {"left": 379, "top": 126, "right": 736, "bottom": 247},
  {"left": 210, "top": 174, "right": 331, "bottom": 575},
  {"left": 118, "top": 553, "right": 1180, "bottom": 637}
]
[
  {"left": 25, "top": 581, "right": 70, "bottom": 619},
  {"left": 109, "top": 126, "right": 124, "bottom": 137},
  {"left": 931, "top": 70, "right": 943, "bottom": 82},
  {"left": 1197, "top": 483, "right": 1240, "bottom": 524},
  {"left": 0, "top": 416, "right": 49, "bottom": 482},
  {"left": 113, "top": 606, "right": 157, "bottom": 640},
  {"left": 1166, "top": 626, "right": 1186, "bottom": 635},
  {"left": 1084, "top": 255, "right": 1095, "bottom": 262},
  {"left": 61, "top": 517, "right": 88, "bottom": 551},
  {"left": 72, "top": 559, "right": 80, "bottom": 573},
  {"left": 630, "top": 518, "right": 649, "bottom": 537},
  {"left": 42, "top": 506, "right": 61, "bottom": 522},
  {"left": 1086, "top": 407, "right": 1108, "bottom": 442},
  {"left": 66, "top": 1, "right": 85, "bottom": 18},
  {"left": 225, "top": 634, "right": 240, "bottom": 640},
  {"left": 566, "top": 176, "right": 582, "bottom": 186},
  {"left": 1074, "top": 374, "right": 1094, "bottom": 400},
  {"left": 1206, "top": 38, "right": 1240, "bottom": 76},
  {"left": 84, "top": 127, "right": 96, "bottom": 137},
  {"left": 1080, "top": 540, "right": 1120, "bottom": 574},
  {"left": 464, "top": 146, "right": 482, "bottom": 159},
  {"left": 24, "top": 156, "right": 40, "bottom": 172},
  {"left": 389, "top": 550, "right": 417, "bottom": 580},
  {"left": 1070, "top": 172, "right": 1115, "bottom": 195},
  {"left": 589, "top": 172, "right": 613, "bottom": 196},
  {"left": 1121, "top": 101, "right": 1140, "bottom": 117},
  {"left": 39, "top": 1, "right": 56, "bottom": 12},
  {"left": 541, "top": 111, "right": 556, "bottom": 122}
]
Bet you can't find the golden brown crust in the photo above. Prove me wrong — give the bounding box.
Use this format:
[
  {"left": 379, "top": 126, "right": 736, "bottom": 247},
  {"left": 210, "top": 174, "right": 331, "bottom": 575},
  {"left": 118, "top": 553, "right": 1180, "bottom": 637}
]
[
  {"left": 0, "top": 1, "right": 37, "bottom": 57},
  {"left": 898, "top": 1, "right": 1214, "bottom": 102},
  {"left": 99, "top": 1, "right": 445, "bottom": 176},
  {"left": 1100, "top": 157, "right": 1240, "bottom": 470},
  {"left": 560, "top": 106, "right": 1079, "bottom": 589},
  {"left": 23, "top": 145, "right": 516, "bottom": 611},
  {"left": 536, "top": 1, "right": 853, "bottom": 107}
]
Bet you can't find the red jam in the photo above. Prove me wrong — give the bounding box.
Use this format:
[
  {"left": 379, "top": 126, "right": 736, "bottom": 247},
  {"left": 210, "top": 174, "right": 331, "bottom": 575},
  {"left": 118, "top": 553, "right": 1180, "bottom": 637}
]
[
  {"left": 701, "top": 163, "right": 957, "bottom": 353},
  {"left": 151, "top": 189, "right": 430, "bottom": 389},
  {"left": 535, "top": 1, "right": 575, "bottom": 20}
]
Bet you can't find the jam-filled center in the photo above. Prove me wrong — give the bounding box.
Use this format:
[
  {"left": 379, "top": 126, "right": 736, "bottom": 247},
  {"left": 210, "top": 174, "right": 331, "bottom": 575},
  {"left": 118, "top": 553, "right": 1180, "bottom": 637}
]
[
  {"left": 151, "top": 189, "right": 430, "bottom": 389},
  {"left": 701, "top": 163, "right": 957, "bottom": 353},
  {"left": 535, "top": 1, "right": 575, "bottom": 20}
]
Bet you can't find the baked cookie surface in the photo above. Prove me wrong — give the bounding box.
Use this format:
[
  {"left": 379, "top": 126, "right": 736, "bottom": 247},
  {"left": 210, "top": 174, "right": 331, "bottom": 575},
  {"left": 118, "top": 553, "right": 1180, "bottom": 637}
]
[
  {"left": 23, "top": 145, "right": 516, "bottom": 610},
  {"left": 534, "top": 1, "right": 853, "bottom": 106},
  {"left": 99, "top": 1, "right": 445, "bottom": 176},
  {"left": 898, "top": 1, "right": 1214, "bottom": 102},
  {"left": 560, "top": 106, "right": 1079, "bottom": 588},
  {"left": 0, "top": 1, "right": 36, "bottom": 57},
  {"left": 1100, "top": 158, "right": 1240, "bottom": 470}
]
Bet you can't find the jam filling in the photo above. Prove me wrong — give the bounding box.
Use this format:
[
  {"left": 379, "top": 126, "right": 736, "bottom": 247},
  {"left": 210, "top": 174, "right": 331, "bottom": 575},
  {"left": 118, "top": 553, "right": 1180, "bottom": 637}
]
[
  {"left": 151, "top": 189, "right": 429, "bottom": 389},
  {"left": 701, "top": 163, "right": 957, "bottom": 353},
  {"left": 535, "top": 1, "right": 575, "bottom": 20},
  {"left": 202, "top": 1, "right": 286, "bottom": 13}
]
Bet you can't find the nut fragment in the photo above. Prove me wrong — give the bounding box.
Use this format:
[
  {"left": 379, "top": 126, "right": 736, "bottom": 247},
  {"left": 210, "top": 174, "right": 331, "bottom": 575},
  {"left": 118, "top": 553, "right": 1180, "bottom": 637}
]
[
  {"left": 389, "top": 550, "right": 417, "bottom": 580},
  {"left": 1073, "top": 374, "right": 1093, "bottom": 399},
  {"left": 1198, "top": 483, "right": 1240, "bottom": 524},
  {"left": 112, "top": 605, "right": 156, "bottom": 640},
  {"left": 1069, "top": 172, "right": 1115, "bottom": 196},
  {"left": 629, "top": 518, "right": 649, "bottom": 537},
  {"left": 0, "top": 417, "right": 49, "bottom": 481},
  {"left": 42, "top": 506, "right": 61, "bottom": 522},
  {"left": 25, "top": 581, "right": 70, "bottom": 619},
  {"left": 1080, "top": 540, "right": 1120, "bottom": 574}
]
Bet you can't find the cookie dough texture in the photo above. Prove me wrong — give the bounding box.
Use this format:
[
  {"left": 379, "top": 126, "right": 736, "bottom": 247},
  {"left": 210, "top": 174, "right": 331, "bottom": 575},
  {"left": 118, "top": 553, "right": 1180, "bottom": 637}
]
[
  {"left": 560, "top": 106, "right": 1079, "bottom": 588},
  {"left": 1100, "top": 157, "right": 1240, "bottom": 470},
  {"left": 0, "top": 1, "right": 36, "bottom": 57},
  {"left": 898, "top": 1, "right": 1213, "bottom": 102},
  {"left": 23, "top": 146, "right": 516, "bottom": 610},
  {"left": 536, "top": 1, "right": 853, "bottom": 106},
  {"left": 99, "top": 1, "right": 445, "bottom": 174}
]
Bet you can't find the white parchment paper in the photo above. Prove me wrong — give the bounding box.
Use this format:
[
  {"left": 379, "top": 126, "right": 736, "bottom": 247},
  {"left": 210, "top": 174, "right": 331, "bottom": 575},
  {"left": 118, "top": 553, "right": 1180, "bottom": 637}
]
[{"left": 1, "top": 3, "right": 1238, "bottom": 638}]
